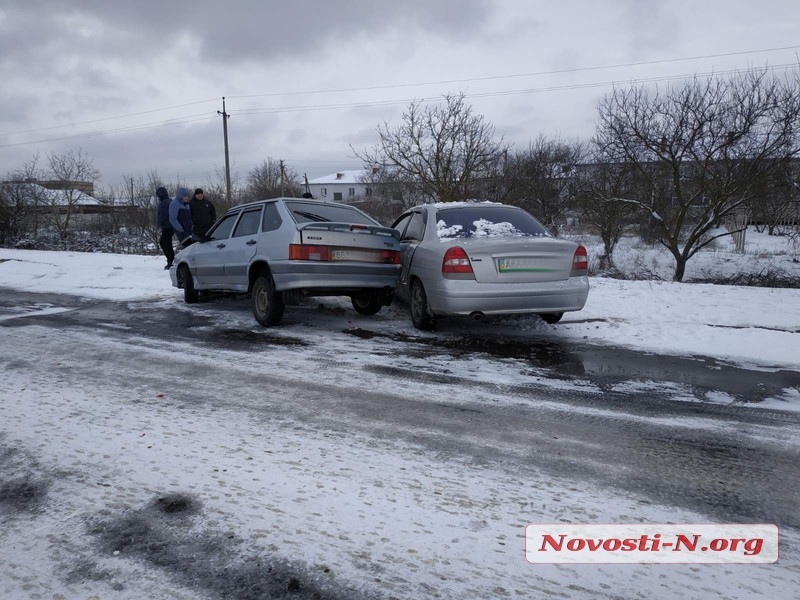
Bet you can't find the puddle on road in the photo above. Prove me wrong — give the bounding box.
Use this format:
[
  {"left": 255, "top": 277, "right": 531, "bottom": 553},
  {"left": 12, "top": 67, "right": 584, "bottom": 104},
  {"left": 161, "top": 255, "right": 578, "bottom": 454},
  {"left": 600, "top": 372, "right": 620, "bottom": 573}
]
[
  {"left": 208, "top": 329, "right": 309, "bottom": 348},
  {"left": 342, "top": 327, "right": 379, "bottom": 340},
  {"left": 350, "top": 328, "right": 800, "bottom": 406}
]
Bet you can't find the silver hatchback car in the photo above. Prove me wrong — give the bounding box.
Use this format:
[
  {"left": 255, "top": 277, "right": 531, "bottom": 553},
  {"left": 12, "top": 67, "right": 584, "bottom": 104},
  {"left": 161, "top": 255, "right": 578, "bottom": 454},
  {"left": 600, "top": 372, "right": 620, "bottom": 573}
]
[
  {"left": 170, "top": 197, "right": 401, "bottom": 326},
  {"left": 390, "top": 201, "right": 589, "bottom": 330}
]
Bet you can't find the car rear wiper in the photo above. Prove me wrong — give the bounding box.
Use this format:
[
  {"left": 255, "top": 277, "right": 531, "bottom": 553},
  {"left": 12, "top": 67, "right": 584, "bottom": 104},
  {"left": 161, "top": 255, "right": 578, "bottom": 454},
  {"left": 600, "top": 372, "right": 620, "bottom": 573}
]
[{"left": 292, "top": 210, "right": 330, "bottom": 222}]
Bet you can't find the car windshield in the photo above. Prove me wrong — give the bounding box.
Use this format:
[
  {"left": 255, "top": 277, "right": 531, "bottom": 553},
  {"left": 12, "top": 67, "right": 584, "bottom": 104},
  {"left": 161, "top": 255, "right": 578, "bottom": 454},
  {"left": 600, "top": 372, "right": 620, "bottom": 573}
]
[
  {"left": 286, "top": 201, "right": 377, "bottom": 225},
  {"left": 436, "top": 206, "right": 550, "bottom": 239}
]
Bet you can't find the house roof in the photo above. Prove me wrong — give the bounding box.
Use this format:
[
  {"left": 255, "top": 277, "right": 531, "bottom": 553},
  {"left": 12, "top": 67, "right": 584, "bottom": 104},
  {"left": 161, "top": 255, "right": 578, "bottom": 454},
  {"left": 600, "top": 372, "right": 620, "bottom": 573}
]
[
  {"left": 0, "top": 182, "right": 101, "bottom": 206},
  {"left": 307, "top": 170, "right": 368, "bottom": 185}
]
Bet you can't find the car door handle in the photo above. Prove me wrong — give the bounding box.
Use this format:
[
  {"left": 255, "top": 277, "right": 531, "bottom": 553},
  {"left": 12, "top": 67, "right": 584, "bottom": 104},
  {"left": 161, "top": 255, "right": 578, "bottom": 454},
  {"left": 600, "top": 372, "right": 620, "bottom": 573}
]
[
  {"left": 246, "top": 239, "right": 257, "bottom": 246},
  {"left": 216, "top": 243, "right": 226, "bottom": 248}
]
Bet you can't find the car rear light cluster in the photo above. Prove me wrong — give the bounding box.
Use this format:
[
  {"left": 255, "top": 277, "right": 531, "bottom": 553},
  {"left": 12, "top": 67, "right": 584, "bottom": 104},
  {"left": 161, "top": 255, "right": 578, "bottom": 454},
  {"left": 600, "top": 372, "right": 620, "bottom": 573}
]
[
  {"left": 571, "top": 245, "right": 588, "bottom": 276},
  {"left": 289, "top": 244, "right": 400, "bottom": 264},
  {"left": 442, "top": 246, "right": 475, "bottom": 279}
]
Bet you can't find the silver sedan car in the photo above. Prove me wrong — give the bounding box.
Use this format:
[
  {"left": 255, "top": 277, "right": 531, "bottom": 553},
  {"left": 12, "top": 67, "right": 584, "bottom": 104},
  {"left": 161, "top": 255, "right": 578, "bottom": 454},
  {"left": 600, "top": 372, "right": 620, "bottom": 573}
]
[
  {"left": 390, "top": 202, "right": 589, "bottom": 330},
  {"left": 170, "top": 197, "right": 401, "bottom": 326}
]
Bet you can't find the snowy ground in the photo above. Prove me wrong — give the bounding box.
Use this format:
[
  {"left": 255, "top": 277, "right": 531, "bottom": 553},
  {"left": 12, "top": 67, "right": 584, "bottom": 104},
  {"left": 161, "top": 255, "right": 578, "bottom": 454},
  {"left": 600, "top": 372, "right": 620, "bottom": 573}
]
[
  {"left": 567, "top": 225, "right": 800, "bottom": 282},
  {"left": 1, "top": 229, "right": 799, "bottom": 599}
]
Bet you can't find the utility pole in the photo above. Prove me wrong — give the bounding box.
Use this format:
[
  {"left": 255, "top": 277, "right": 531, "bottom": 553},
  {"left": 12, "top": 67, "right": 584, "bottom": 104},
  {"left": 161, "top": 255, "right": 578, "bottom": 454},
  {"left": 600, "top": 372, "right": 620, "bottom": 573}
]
[
  {"left": 279, "top": 159, "right": 286, "bottom": 196},
  {"left": 218, "top": 97, "right": 232, "bottom": 206}
]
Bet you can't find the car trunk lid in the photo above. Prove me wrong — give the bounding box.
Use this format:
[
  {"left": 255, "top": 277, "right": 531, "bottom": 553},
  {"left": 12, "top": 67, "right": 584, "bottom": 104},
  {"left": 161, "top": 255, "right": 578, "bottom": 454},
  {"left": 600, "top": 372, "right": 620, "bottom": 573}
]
[
  {"left": 296, "top": 222, "right": 400, "bottom": 262},
  {"left": 457, "top": 237, "right": 577, "bottom": 283}
]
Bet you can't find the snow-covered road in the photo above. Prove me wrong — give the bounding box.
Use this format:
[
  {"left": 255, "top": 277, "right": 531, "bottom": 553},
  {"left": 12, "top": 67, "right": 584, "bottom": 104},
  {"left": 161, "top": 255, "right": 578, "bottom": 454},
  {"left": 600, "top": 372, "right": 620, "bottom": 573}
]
[{"left": 1, "top": 293, "right": 799, "bottom": 599}]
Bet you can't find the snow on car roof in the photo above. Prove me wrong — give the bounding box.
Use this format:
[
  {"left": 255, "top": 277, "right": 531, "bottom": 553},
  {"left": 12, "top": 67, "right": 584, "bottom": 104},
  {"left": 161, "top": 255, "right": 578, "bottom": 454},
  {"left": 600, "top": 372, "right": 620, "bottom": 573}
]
[{"left": 431, "top": 200, "right": 502, "bottom": 208}]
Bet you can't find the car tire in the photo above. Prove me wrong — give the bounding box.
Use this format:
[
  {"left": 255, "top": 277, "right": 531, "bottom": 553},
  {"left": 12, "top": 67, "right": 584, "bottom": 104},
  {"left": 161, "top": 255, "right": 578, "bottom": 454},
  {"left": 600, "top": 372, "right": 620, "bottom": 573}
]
[
  {"left": 351, "top": 291, "right": 383, "bottom": 316},
  {"left": 410, "top": 279, "right": 436, "bottom": 331},
  {"left": 179, "top": 264, "right": 199, "bottom": 304},
  {"left": 252, "top": 274, "right": 285, "bottom": 326},
  {"left": 541, "top": 312, "right": 564, "bottom": 324}
]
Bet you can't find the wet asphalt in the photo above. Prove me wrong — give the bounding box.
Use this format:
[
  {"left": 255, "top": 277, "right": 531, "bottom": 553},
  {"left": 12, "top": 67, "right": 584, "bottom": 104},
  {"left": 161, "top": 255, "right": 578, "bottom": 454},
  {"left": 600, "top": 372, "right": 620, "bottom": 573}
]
[{"left": 2, "top": 289, "right": 797, "bottom": 407}]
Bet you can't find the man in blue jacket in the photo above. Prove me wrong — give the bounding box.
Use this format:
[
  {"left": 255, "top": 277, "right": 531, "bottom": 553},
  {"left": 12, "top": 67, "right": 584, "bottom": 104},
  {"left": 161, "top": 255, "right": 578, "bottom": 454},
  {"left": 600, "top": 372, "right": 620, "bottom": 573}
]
[
  {"left": 169, "top": 187, "right": 194, "bottom": 245},
  {"left": 156, "top": 187, "right": 175, "bottom": 269}
]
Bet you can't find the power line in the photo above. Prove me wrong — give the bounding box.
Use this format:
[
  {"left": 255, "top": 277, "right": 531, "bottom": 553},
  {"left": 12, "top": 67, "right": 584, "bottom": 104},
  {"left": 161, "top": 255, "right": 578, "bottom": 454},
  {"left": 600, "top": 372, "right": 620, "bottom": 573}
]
[
  {"left": 1, "top": 62, "right": 796, "bottom": 150},
  {"left": 0, "top": 114, "right": 218, "bottom": 149},
  {"left": 3, "top": 44, "right": 797, "bottom": 140},
  {"left": 0, "top": 99, "right": 219, "bottom": 138},
  {"left": 230, "top": 63, "right": 798, "bottom": 116},
  {"left": 227, "top": 45, "right": 800, "bottom": 100}
]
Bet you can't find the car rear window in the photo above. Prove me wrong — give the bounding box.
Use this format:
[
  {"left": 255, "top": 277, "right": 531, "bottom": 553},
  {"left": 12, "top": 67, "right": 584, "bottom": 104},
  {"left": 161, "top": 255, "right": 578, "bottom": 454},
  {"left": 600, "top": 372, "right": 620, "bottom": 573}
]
[
  {"left": 435, "top": 205, "right": 550, "bottom": 239},
  {"left": 285, "top": 201, "right": 377, "bottom": 226}
]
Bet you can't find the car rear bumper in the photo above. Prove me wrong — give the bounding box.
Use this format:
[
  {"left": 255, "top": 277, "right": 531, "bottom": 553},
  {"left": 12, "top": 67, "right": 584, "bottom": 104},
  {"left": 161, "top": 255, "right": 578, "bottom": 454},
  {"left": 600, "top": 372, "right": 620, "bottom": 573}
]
[
  {"left": 425, "top": 276, "right": 589, "bottom": 316},
  {"left": 270, "top": 261, "right": 401, "bottom": 291}
]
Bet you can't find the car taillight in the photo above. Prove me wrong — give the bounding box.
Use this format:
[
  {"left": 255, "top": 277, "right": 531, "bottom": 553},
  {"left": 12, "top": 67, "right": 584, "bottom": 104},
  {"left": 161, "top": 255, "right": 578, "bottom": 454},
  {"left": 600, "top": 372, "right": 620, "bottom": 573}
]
[
  {"left": 289, "top": 244, "right": 329, "bottom": 261},
  {"left": 442, "top": 246, "right": 475, "bottom": 279},
  {"left": 571, "top": 245, "right": 588, "bottom": 276},
  {"left": 289, "top": 244, "right": 400, "bottom": 264}
]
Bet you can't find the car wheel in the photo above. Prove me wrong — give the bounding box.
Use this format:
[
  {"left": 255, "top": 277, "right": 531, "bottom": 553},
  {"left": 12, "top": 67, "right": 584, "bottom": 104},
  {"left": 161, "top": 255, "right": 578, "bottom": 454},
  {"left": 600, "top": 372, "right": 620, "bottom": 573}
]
[
  {"left": 179, "top": 264, "right": 199, "bottom": 304},
  {"left": 351, "top": 291, "right": 383, "bottom": 316},
  {"left": 410, "top": 279, "right": 436, "bottom": 330},
  {"left": 541, "top": 312, "right": 564, "bottom": 324},
  {"left": 251, "top": 274, "right": 285, "bottom": 326}
]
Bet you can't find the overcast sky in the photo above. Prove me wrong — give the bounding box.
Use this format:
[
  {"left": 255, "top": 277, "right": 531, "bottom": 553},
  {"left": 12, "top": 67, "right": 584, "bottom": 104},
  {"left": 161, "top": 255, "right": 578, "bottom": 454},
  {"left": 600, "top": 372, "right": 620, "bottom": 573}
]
[{"left": 1, "top": 0, "right": 798, "bottom": 193}]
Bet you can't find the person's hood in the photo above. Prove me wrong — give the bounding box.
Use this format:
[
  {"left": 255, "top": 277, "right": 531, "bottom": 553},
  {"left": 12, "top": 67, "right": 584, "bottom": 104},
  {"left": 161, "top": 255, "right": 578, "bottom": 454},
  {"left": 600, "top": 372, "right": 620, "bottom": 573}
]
[
  {"left": 156, "top": 187, "right": 169, "bottom": 200},
  {"left": 176, "top": 187, "right": 191, "bottom": 202}
]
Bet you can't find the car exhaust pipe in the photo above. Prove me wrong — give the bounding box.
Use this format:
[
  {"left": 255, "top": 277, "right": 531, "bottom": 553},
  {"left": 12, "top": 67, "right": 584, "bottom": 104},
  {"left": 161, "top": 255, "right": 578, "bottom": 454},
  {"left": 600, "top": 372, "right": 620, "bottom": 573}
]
[{"left": 470, "top": 311, "right": 484, "bottom": 321}]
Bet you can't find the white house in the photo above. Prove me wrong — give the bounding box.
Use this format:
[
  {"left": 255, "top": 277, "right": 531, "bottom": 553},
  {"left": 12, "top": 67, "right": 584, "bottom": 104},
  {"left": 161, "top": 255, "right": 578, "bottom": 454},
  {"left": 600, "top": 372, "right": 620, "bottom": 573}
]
[{"left": 306, "top": 169, "right": 376, "bottom": 204}]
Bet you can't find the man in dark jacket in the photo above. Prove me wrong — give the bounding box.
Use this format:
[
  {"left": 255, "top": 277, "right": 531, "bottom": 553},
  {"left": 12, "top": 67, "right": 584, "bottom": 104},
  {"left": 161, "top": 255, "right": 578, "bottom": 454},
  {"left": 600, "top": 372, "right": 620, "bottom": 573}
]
[
  {"left": 156, "top": 187, "right": 175, "bottom": 269},
  {"left": 189, "top": 188, "right": 217, "bottom": 239},
  {"left": 169, "top": 188, "right": 193, "bottom": 244}
]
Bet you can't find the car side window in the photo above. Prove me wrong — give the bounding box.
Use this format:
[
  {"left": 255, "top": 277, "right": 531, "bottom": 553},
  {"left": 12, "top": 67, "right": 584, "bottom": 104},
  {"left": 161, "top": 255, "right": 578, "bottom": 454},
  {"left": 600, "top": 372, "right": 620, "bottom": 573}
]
[
  {"left": 207, "top": 213, "right": 238, "bottom": 240},
  {"left": 391, "top": 213, "right": 412, "bottom": 239},
  {"left": 233, "top": 208, "right": 262, "bottom": 237},
  {"left": 262, "top": 203, "right": 282, "bottom": 232},
  {"left": 403, "top": 211, "right": 426, "bottom": 241}
]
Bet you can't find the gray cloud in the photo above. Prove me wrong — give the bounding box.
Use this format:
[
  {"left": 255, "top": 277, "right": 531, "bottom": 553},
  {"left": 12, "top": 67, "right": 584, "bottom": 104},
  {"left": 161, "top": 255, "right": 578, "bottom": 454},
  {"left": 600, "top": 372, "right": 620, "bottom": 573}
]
[
  {"left": 12, "top": 0, "right": 492, "bottom": 64},
  {"left": 1, "top": 0, "right": 797, "bottom": 187}
]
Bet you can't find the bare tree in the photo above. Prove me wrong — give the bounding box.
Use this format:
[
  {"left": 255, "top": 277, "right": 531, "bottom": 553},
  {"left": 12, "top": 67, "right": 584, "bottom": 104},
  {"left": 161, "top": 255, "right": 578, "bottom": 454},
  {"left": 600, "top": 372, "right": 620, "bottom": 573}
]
[
  {"left": 43, "top": 149, "right": 101, "bottom": 240},
  {"left": 97, "top": 171, "right": 163, "bottom": 241},
  {"left": 242, "top": 158, "right": 302, "bottom": 203},
  {"left": 749, "top": 159, "right": 800, "bottom": 235},
  {"left": 504, "top": 135, "right": 585, "bottom": 236},
  {"left": 0, "top": 155, "right": 46, "bottom": 243},
  {"left": 574, "top": 154, "right": 639, "bottom": 269},
  {"left": 353, "top": 92, "right": 510, "bottom": 205},
  {"left": 202, "top": 166, "right": 243, "bottom": 214},
  {"left": 93, "top": 185, "right": 124, "bottom": 235},
  {"left": 596, "top": 66, "right": 800, "bottom": 281},
  {"left": 355, "top": 165, "right": 427, "bottom": 218}
]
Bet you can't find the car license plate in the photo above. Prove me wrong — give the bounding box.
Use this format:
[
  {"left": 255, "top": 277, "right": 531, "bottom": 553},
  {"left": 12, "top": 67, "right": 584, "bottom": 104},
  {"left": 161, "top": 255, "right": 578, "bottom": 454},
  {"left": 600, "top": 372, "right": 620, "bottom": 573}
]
[
  {"left": 331, "top": 249, "right": 379, "bottom": 262},
  {"left": 498, "top": 257, "right": 555, "bottom": 272}
]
